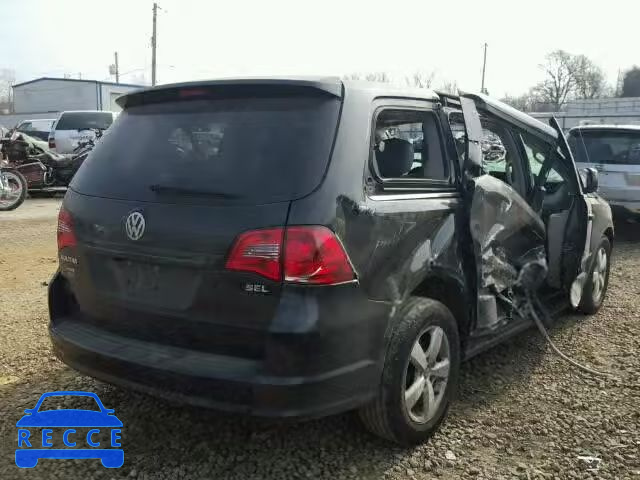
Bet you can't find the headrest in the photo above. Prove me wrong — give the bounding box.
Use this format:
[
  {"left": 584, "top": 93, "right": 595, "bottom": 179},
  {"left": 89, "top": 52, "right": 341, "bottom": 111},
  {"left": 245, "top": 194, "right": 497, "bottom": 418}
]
[{"left": 376, "top": 138, "right": 413, "bottom": 177}]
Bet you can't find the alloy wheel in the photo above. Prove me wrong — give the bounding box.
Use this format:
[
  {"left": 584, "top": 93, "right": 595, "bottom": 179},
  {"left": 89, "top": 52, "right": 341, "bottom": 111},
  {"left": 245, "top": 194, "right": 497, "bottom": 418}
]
[
  {"left": 403, "top": 325, "right": 450, "bottom": 424},
  {"left": 591, "top": 246, "right": 608, "bottom": 303}
]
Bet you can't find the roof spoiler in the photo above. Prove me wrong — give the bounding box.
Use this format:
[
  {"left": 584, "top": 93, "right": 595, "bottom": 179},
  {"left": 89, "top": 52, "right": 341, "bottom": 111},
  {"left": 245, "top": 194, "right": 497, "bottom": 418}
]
[{"left": 116, "top": 78, "right": 344, "bottom": 109}]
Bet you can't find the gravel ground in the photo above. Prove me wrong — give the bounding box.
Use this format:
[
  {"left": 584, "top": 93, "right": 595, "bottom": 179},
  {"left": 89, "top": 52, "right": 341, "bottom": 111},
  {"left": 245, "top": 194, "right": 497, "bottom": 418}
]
[{"left": 1, "top": 199, "right": 639, "bottom": 479}]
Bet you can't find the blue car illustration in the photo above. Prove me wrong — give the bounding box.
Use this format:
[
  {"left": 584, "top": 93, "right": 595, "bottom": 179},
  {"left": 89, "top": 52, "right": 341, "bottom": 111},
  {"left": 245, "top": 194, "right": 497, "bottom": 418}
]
[{"left": 16, "top": 391, "right": 123, "bottom": 468}]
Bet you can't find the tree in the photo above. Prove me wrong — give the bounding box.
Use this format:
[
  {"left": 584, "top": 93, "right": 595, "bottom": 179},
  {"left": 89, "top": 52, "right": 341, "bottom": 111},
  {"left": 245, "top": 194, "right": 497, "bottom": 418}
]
[
  {"left": 0, "top": 69, "right": 15, "bottom": 112},
  {"left": 437, "top": 80, "right": 458, "bottom": 95},
  {"left": 572, "top": 55, "right": 607, "bottom": 99},
  {"left": 501, "top": 91, "right": 536, "bottom": 112},
  {"left": 621, "top": 67, "right": 640, "bottom": 97},
  {"left": 343, "top": 72, "right": 392, "bottom": 83},
  {"left": 532, "top": 50, "right": 576, "bottom": 110},
  {"left": 405, "top": 71, "right": 435, "bottom": 89}
]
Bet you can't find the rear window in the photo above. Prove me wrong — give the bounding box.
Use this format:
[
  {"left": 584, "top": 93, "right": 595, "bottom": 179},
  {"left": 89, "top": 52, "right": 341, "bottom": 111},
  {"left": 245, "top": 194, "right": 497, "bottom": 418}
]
[
  {"left": 56, "top": 112, "right": 113, "bottom": 130},
  {"left": 569, "top": 129, "right": 640, "bottom": 165},
  {"left": 71, "top": 95, "right": 341, "bottom": 204}
]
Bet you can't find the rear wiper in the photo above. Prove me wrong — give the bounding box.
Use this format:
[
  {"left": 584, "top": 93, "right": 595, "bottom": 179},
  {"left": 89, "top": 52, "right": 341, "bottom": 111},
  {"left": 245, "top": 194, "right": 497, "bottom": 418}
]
[{"left": 149, "top": 184, "right": 239, "bottom": 199}]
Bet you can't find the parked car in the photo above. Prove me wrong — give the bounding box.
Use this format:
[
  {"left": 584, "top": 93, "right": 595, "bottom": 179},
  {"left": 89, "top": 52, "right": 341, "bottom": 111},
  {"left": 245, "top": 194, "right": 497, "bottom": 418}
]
[
  {"left": 568, "top": 124, "right": 640, "bottom": 219},
  {"left": 14, "top": 119, "right": 55, "bottom": 142},
  {"left": 48, "top": 78, "right": 613, "bottom": 445},
  {"left": 48, "top": 111, "right": 116, "bottom": 154}
]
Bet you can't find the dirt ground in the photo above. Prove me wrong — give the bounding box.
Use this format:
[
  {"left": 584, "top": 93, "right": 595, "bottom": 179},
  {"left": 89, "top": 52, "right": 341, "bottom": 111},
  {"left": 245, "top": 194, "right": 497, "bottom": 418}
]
[{"left": 0, "top": 198, "right": 638, "bottom": 479}]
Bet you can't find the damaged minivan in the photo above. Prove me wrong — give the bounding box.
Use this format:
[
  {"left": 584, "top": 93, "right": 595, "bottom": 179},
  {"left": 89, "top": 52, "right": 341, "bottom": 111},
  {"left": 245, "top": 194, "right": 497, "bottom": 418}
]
[{"left": 48, "top": 78, "right": 613, "bottom": 445}]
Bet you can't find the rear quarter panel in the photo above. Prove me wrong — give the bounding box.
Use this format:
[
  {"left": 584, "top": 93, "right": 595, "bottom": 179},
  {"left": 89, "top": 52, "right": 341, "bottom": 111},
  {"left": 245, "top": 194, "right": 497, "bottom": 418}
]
[{"left": 287, "top": 88, "right": 471, "bottom": 342}]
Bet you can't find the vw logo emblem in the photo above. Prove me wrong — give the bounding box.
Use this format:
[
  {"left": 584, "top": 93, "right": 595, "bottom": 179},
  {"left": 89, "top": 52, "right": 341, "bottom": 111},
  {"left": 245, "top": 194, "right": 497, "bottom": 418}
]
[{"left": 125, "top": 211, "right": 146, "bottom": 241}]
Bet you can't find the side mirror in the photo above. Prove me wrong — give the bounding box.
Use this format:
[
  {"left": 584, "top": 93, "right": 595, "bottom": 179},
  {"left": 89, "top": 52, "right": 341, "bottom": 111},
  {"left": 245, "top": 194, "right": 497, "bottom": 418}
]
[{"left": 582, "top": 167, "right": 599, "bottom": 194}]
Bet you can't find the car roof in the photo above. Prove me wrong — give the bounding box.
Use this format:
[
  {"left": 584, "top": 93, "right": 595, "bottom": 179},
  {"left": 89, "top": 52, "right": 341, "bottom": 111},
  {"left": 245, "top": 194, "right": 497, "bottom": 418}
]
[
  {"left": 463, "top": 93, "right": 559, "bottom": 142},
  {"left": 116, "top": 76, "right": 440, "bottom": 108},
  {"left": 569, "top": 124, "right": 640, "bottom": 132},
  {"left": 59, "top": 110, "right": 114, "bottom": 114},
  {"left": 19, "top": 119, "right": 55, "bottom": 123}
]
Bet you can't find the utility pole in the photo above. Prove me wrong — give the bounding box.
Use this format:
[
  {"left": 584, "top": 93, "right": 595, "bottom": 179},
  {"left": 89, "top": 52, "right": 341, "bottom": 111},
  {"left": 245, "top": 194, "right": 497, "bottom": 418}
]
[
  {"left": 151, "top": 2, "right": 158, "bottom": 86},
  {"left": 481, "top": 42, "right": 488, "bottom": 94},
  {"left": 114, "top": 52, "right": 120, "bottom": 83}
]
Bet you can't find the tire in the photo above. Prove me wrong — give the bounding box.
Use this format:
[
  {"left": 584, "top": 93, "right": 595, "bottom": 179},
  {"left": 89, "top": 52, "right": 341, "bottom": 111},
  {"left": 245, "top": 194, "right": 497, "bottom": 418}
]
[
  {"left": 578, "top": 236, "right": 611, "bottom": 315},
  {"left": 358, "top": 297, "right": 460, "bottom": 445},
  {"left": 0, "top": 169, "right": 27, "bottom": 211}
]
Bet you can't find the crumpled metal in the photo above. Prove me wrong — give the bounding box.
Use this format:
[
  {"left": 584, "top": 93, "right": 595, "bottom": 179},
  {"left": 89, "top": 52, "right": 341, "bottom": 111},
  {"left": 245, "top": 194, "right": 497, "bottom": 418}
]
[{"left": 470, "top": 175, "right": 547, "bottom": 293}]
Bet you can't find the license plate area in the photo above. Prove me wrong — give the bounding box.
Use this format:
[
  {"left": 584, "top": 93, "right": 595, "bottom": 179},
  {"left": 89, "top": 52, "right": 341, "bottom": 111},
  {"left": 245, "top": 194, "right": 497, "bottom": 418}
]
[
  {"left": 92, "top": 256, "right": 201, "bottom": 310},
  {"left": 116, "top": 260, "right": 160, "bottom": 295}
]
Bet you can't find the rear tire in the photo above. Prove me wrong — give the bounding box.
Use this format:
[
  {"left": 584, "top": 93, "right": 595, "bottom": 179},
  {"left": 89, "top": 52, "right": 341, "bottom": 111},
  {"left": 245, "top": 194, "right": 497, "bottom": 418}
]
[
  {"left": 578, "top": 236, "right": 611, "bottom": 315},
  {"left": 358, "top": 298, "right": 460, "bottom": 445}
]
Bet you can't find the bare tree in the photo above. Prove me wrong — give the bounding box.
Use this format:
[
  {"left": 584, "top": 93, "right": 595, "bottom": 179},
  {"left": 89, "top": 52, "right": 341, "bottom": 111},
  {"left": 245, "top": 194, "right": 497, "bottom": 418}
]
[
  {"left": 343, "top": 72, "right": 392, "bottom": 83},
  {"left": 437, "top": 80, "right": 459, "bottom": 95},
  {"left": 0, "top": 69, "right": 15, "bottom": 112},
  {"left": 532, "top": 50, "right": 576, "bottom": 110},
  {"left": 501, "top": 93, "right": 533, "bottom": 112},
  {"left": 405, "top": 71, "right": 435, "bottom": 89},
  {"left": 572, "top": 55, "right": 607, "bottom": 99},
  {"left": 364, "top": 72, "right": 391, "bottom": 82},
  {"left": 501, "top": 88, "right": 548, "bottom": 112}
]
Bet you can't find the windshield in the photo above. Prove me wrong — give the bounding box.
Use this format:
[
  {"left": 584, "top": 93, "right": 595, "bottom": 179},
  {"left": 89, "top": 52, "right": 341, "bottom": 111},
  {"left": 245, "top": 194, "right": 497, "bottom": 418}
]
[
  {"left": 569, "top": 129, "right": 640, "bottom": 165},
  {"left": 71, "top": 95, "right": 341, "bottom": 204},
  {"left": 56, "top": 112, "right": 113, "bottom": 130}
]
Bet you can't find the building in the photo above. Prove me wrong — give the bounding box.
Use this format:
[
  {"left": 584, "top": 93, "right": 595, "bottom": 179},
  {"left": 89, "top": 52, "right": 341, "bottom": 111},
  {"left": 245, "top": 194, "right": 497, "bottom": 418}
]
[
  {"left": 530, "top": 97, "right": 640, "bottom": 131},
  {"left": 0, "top": 77, "right": 143, "bottom": 127}
]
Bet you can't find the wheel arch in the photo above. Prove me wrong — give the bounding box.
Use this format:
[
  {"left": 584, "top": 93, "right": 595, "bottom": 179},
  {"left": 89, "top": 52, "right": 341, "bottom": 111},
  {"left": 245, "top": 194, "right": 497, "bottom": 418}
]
[
  {"left": 410, "top": 273, "right": 471, "bottom": 341},
  {"left": 603, "top": 226, "right": 614, "bottom": 246}
]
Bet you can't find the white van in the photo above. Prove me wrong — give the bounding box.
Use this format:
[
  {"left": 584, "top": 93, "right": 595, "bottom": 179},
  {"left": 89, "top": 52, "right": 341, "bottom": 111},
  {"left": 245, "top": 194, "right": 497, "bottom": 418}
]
[{"left": 49, "top": 111, "right": 117, "bottom": 154}]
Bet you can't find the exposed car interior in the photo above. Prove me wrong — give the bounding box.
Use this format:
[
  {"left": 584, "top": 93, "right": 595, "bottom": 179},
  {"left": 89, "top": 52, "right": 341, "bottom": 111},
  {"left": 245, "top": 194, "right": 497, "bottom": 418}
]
[{"left": 373, "top": 110, "right": 448, "bottom": 181}]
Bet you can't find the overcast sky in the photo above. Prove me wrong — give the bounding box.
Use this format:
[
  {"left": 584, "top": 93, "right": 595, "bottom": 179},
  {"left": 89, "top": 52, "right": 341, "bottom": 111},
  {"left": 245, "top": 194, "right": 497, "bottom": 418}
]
[{"left": 1, "top": 0, "right": 637, "bottom": 96}]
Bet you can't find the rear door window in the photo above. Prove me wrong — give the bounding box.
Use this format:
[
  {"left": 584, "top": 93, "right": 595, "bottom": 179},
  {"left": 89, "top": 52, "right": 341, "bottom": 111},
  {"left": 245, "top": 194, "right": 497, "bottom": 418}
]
[
  {"left": 71, "top": 95, "right": 341, "bottom": 205},
  {"left": 56, "top": 112, "right": 113, "bottom": 130},
  {"left": 569, "top": 129, "right": 640, "bottom": 165},
  {"left": 373, "top": 109, "right": 449, "bottom": 181}
]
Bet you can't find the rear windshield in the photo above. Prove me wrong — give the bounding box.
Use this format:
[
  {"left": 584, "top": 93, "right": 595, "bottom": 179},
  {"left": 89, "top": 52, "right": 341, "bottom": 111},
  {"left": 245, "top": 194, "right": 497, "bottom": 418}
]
[
  {"left": 56, "top": 112, "right": 113, "bottom": 130},
  {"left": 71, "top": 95, "right": 341, "bottom": 204},
  {"left": 569, "top": 129, "right": 640, "bottom": 165}
]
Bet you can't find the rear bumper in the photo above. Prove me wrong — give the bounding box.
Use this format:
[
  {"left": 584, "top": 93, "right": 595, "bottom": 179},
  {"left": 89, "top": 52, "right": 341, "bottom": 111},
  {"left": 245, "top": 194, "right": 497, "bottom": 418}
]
[{"left": 49, "top": 275, "right": 389, "bottom": 419}]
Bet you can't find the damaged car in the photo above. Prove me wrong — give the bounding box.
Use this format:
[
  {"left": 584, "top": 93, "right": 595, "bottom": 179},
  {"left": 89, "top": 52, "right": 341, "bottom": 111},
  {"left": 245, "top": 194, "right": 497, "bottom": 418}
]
[{"left": 48, "top": 78, "right": 613, "bottom": 445}]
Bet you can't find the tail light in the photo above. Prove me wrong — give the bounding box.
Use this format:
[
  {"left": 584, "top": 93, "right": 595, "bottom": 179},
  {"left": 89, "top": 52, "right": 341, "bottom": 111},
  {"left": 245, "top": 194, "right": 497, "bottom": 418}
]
[
  {"left": 225, "top": 226, "right": 355, "bottom": 285},
  {"left": 57, "top": 208, "right": 77, "bottom": 250},
  {"left": 48, "top": 138, "right": 56, "bottom": 149},
  {"left": 225, "top": 228, "right": 283, "bottom": 281}
]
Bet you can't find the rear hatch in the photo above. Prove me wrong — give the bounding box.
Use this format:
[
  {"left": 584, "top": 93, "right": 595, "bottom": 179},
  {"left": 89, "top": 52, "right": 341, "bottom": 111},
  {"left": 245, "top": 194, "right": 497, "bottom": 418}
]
[
  {"left": 62, "top": 82, "right": 342, "bottom": 358},
  {"left": 569, "top": 128, "right": 640, "bottom": 204},
  {"left": 52, "top": 112, "right": 114, "bottom": 153}
]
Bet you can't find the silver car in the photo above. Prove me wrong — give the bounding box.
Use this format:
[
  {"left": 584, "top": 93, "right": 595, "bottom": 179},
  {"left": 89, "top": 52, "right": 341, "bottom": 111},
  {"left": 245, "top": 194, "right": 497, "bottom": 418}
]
[
  {"left": 48, "top": 111, "right": 116, "bottom": 154},
  {"left": 569, "top": 125, "right": 640, "bottom": 217}
]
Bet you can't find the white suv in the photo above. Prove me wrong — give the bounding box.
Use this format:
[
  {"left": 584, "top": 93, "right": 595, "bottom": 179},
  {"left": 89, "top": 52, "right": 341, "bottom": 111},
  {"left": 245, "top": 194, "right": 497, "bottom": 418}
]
[
  {"left": 49, "top": 111, "right": 117, "bottom": 154},
  {"left": 569, "top": 125, "right": 640, "bottom": 218}
]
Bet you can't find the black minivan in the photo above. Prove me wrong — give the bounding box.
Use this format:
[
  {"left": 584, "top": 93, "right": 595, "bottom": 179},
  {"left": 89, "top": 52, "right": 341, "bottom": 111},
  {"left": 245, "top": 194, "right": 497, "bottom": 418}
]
[{"left": 49, "top": 78, "right": 613, "bottom": 445}]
